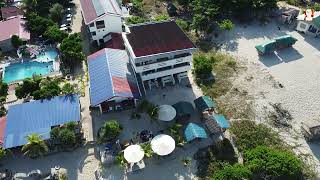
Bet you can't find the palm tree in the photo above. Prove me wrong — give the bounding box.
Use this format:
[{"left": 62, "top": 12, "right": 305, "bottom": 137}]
[{"left": 22, "top": 133, "right": 48, "bottom": 158}]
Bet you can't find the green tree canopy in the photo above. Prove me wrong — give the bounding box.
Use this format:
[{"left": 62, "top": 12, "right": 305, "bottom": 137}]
[
  {"left": 244, "top": 146, "right": 303, "bottom": 180},
  {"left": 32, "top": 77, "right": 61, "bottom": 100},
  {"left": 193, "top": 54, "right": 213, "bottom": 78},
  {"left": 49, "top": 3, "right": 64, "bottom": 23},
  {"left": 61, "top": 82, "right": 77, "bottom": 95},
  {"left": 99, "top": 120, "right": 122, "bottom": 142},
  {"left": 60, "top": 33, "right": 85, "bottom": 69},
  {"left": 192, "top": 0, "right": 219, "bottom": 32},
  {"left": 0, "top": 147, "right": 6, "bottom": 161},
  {"left": 22, "top": 133, "right": 48, "bottom": 158},
  {"left": 0, "top": 80, "right": 8, "bottom": 98},
  {"left": 11, "top": 35, "right": 24, "bottom": 49},
  {"left": 15, "top": 76, "right": 42, "bottom": 99},
  {"left": 212, "top": 164, "right": 252, "bottom": 180},
  {"left": 154, "top": 14, "right": 169, "bottom": 22},
  {"left": 44, "top": 25, "right": 68, "bottom": 43},
  {"left": 25, "top": 13, "right": 55, "bottom": 36}
]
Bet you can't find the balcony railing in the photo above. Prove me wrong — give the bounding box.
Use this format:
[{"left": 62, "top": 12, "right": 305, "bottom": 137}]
[{"left": 140, "top": 65, "right": 191, "bottom": 81}]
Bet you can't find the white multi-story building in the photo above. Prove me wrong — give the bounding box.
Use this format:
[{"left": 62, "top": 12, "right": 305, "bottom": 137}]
[
  {"left": 79, "top": 0, "right": 125, "bottom": 45},
  {"left": 122, "top": 21, "right": 197, "bottom": 92}
]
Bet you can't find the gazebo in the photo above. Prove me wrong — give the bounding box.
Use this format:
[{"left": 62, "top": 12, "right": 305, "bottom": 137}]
[
  {"left": 194, "top": 96, "right": 216, "bottom": 112},
  {"left": 172, "top": 101, "right": 194, "bottom": 121},
  {"left": 184, "top": 123, "right": 208, "bottom": 142}
]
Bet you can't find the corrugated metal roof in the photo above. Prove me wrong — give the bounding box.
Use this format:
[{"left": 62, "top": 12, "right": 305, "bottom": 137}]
[
  {"left": 4, "top": 95, "right": 80, "bottom": 149},
  {"left": 213, "top": 114, "right": 230, "bottom": 129},
  {"left": 194, "top": 96, "right": 216, "bottom": 112},
  {"left": 0, "top": 116, "right": 6, "bottom": 146},
  {"left": 184, "top": 123, "right": 207, "bottom": 142},
  {"left": 87, "top": 48, "right": 140, "bottom": 106},
  {"left": 80, "top": 0, "right": 121, "bottom": 24}
]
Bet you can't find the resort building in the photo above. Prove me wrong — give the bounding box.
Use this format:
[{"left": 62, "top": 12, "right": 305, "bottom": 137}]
[
  {"left": 0, "top": 95, "right": 81, "bottom": 149},
  {"left": 122, "top": 21, "right": 197, "bottom": 92},
  {"left": 0, "top": 16, "right": 30, "bottom": 52},
  {"left": 296, "top": 9, "right": 320, "bottom": 37},
  {"left": 79, "top": 0, "right": 126, "bottom": 45},
  {"left": 87, "top": 48, "right": 141, "bottom": 113},
  {"left": 0, "top": 6, "right": 23, "bottom": 20}
]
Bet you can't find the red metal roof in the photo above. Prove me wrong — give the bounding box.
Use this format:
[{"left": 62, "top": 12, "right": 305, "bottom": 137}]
[
  {"left": 105, "top": 33, "right": 125, "bottom": 50},
  {"left": 0, "top": 117, "right": 6, "bottom": 145},
  {"left": 0, "top": 16, "right": 30, "bottom": 42},
  {"left": 1, "top": 6, "right": 23, "bottom": 20},
  {"left": 126, "top": 21, "right": 196, "bottom": 57}
]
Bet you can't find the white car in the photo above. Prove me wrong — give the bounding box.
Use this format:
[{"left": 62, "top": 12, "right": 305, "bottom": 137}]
[{"left": 66, "top": 14, "right": 72, "bottom": 18}]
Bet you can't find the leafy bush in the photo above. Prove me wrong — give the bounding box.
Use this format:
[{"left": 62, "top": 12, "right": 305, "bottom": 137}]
[
  {"left": 99, "top": 120, "right": 122, "bottom": 142},
  {"left": 212, "top": 164, "right": 252, "bottom": 180},
  {"left": 193, "top": 54, "right": 214, "bottom": 78},
  {"left": 126, "top": 16, "right": 148, "bottom": 25},
  {"left": 50, "top": 127, "right": 60, "bottom": 140},
  {"left": 65, "top": 121, "right": 78, "bottom": 131},
  {"left": 59, "top": 128, "right": 76, "bottom": 147},
  {"left": 11, "top": 35, "right": 24, "bottom": 49},
  {"left": 61, "top": 83, "right": 77, "bottom": 95},
  {"left": 230, "top": 120, "right": 282, "bottom": 151},
  {"left": 244, "top": 146, "right": 303, "bottom": 180},
  {"left": 219, "top": 19, "right": 234, "bottom": 31},
  {"left": 153, "top": 14, "right": 169, "bottom": 22},
  {"left": 141, "top": 143, "right": 154, "bottom": 158},
  {"left": 0, "top": 80, "right": 8, "bottom": 99},
  {"left": 0, "top": 147, "right": 6, "bottom": 161},
  {"left": 313, "top": 3, "right": 320, "bottom": 11},
  {"left": 176, "top": 19, "right": 189, "bottom": 31}
]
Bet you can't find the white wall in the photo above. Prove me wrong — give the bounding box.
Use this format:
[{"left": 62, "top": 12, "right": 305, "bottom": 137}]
[{"left": 88, "top": 15, "right": 122, "bottom": 43}]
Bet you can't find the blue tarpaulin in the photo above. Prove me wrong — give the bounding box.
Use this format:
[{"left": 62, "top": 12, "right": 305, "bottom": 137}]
[
  {"left": 87, "top": 48, "right": 140, "bottom": 107},
  {"left": 184, "top": 123, "right": 208, "bottom": 142},
  {"left": 4, "top": 95, "right": 80, "bottom": 148},
  {"left": 213, "top": 114, "right": 230, "bottom": 129}
]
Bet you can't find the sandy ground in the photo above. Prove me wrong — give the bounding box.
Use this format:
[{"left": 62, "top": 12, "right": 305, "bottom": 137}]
[{"left": 214, "top": 20, "right": 320, "bottom": 174}]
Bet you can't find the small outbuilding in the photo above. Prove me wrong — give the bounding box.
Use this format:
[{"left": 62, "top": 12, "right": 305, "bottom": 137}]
[{"left": 184, "top": 123, "right": 208, "bottom": 142}]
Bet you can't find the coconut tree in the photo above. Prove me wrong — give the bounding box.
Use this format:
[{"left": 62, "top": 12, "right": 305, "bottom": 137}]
[{"left": 22, "top": 133, "right": 48, "bottom": 158}]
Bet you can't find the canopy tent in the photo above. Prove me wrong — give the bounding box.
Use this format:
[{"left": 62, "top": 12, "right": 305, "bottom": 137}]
[
  {"left": 213, "top": 114, "right": 230, "bottom": 129},
  {"left": 184, "top": 123, "right": 208, "bottom": 142},
  {"left": 172, "top": 101, "right": 194, "bottom": 119},
  {"left": 194, "top": 96, "right": 216, "bottom": 112},
  {"left": 313, "top": 16, "right": 320, "bottom": 29},
  {"left": 158, "top": 105, "right": 176, "bottom": 121},
  {"left": 255, "top": 40, "right": 277, "bottom": 55},
  {"left": 124, "top": 145, "right": 144, "bottom": 163},
  {"left": 151, "top": 134, "right": 175, "bottom": 156},
  {"left": 275, "top": 35, "right": 297, "bottom": 47}
]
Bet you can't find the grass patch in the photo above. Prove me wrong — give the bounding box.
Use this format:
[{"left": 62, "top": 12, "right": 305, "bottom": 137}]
[{"left": 197, "top": 52, "right": 240, "bottom": 98}]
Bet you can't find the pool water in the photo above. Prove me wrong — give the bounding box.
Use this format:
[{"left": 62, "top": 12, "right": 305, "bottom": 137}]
[
  {"left": 3, "top": 61, "right": 54, "bottom": 83},
  {"left": 3, "top": 49, "right": 58, "bottom": 83}
]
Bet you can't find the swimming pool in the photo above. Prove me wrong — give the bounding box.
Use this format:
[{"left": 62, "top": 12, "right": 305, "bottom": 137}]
[{"left": 2, "top": 49, "right": 58, "bottom": 83}]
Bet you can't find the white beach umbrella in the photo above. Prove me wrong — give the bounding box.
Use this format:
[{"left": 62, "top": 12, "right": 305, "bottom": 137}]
[
  {"left": 151, "top": 134, "right": 175, "bottom": 156},
  {"left": 158, "top": 105, "right": 176, "bottom": 121},
  {"left": 124, "top": 145, "right": 144, "bottom": 163}
]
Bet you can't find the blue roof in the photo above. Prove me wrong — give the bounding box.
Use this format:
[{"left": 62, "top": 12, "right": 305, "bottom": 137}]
[
  {"left": 87, "top": 48, "right": 140, "bottom": 106},
  {"left": 184, "top": 123, "right": 207, "bottom": 142},
  {"left": 4, "top": 95, "right": 80, "bottom": 148},
  {"left": 213, "top": 114, "right": 230, "bottom": 129}
]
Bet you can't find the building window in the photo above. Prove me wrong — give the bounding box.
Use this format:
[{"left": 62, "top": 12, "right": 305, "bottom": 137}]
[
  {"left": 174, "top": 62, "right": 190, "bottom": 68},
  {"left": 174, "top": 53, "right": 191, "bottom": 59},
  {"left": 96, "top": 20, "right": 105, "bottom": 29},
  {"left": 299, "top": 23, "right": 307, "bottom": 30},
  {"left": 157, "top": 66, "right": 172, "bottom": 72},
  {"left": 142, "top": 70, "right": 155, "bottom": 75},
  {"left": 89, "top": 23, "right": 94, "bottom": 27},
  {"left": 91, "top": 31, "right": 96, "bottom": 36}
]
